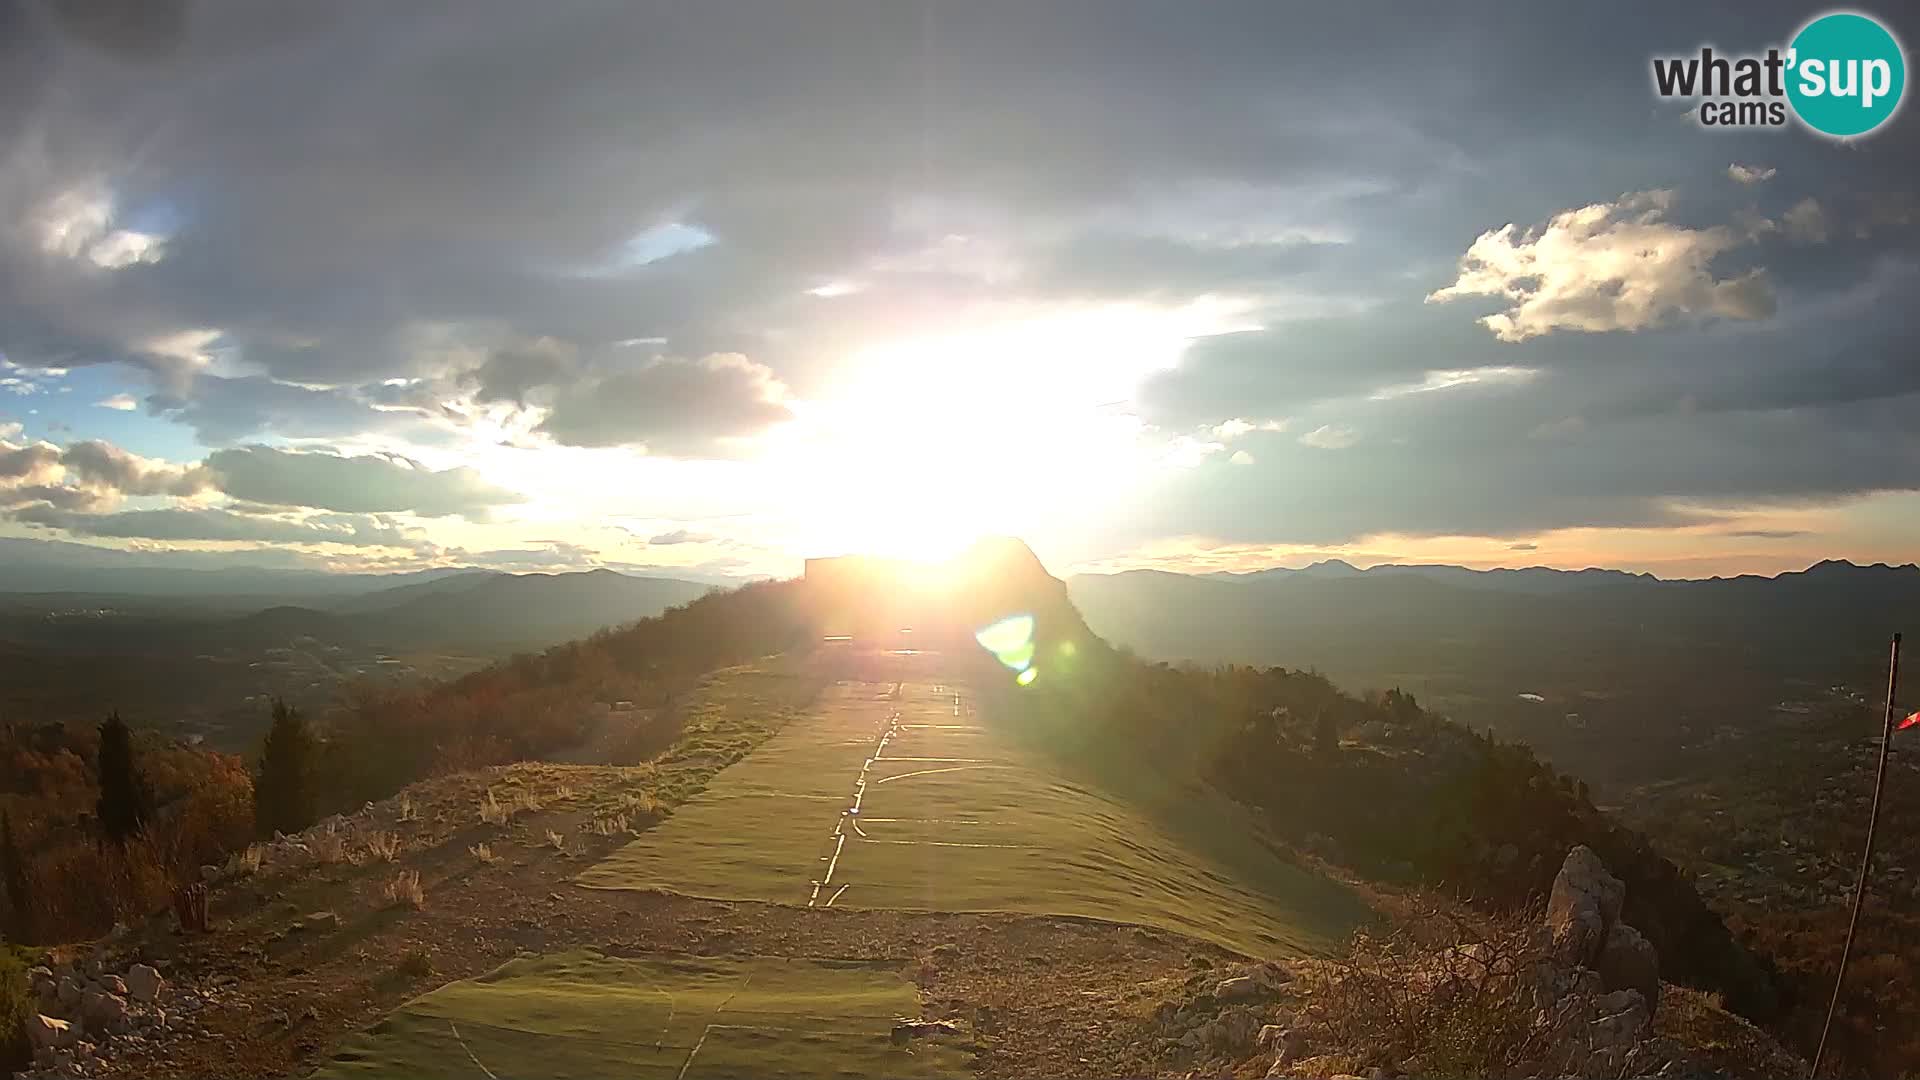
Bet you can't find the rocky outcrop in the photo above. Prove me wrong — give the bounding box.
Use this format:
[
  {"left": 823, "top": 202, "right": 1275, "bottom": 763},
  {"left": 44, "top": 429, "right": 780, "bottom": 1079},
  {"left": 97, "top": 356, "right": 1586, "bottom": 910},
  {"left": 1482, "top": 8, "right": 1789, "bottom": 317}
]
[
  {"left": 1543, "top": 844, "right": 1658, "bottom": 1022},
  {"left": 1596, "top": 921, "right": 1661, "bottom": 1009},
  {"left": 1547, "top": 844, "right": 1625, "bottom": 967}
]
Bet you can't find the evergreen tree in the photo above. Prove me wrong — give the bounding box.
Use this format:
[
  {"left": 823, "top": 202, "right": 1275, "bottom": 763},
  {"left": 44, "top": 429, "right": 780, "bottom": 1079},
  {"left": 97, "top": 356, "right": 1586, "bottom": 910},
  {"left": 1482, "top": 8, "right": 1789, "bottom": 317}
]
[
  {"left": 95, "top": 711, "right": 153, "bottom": 847},
  {"left": 255, "top": 698, "right": 317, "bottom": 837},
  {"left": 0, "top": 811, "right": 29, "bottom": 943}
]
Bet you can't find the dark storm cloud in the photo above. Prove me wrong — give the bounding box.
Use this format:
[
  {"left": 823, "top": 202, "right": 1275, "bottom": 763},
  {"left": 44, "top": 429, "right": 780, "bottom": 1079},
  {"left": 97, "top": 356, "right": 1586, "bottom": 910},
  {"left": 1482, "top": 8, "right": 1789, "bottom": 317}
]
[
  {"left": 3, "top": 0, "right": 1917, "bottom": 549},
  {"left": 205, "top": 445, "right": 521, "bottom": 517}
]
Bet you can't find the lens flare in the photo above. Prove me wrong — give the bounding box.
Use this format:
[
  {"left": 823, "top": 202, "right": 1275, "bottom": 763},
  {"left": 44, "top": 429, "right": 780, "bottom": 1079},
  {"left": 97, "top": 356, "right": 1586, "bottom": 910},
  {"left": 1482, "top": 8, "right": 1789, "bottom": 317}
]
[
  {"left": 975, "top": 613, "right": 1037, "bottom": 673},
  {"left": 1016, "top": 667, "right": 1038, "bottom": 686}
]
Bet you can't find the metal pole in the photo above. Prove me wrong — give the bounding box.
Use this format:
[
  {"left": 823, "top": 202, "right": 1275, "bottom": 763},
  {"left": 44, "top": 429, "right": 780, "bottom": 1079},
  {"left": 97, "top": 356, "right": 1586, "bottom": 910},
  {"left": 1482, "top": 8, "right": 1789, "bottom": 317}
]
[{"left": 1812, "top": 631, "right": 1902, "bottom": 1077}]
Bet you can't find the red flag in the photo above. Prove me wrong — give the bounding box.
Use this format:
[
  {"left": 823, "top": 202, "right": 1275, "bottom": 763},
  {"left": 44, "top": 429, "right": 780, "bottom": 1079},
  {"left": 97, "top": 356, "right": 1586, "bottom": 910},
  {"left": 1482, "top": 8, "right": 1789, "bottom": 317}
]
[{"left": 1901, "top": 710, "right": 1920, "bottom": 732}]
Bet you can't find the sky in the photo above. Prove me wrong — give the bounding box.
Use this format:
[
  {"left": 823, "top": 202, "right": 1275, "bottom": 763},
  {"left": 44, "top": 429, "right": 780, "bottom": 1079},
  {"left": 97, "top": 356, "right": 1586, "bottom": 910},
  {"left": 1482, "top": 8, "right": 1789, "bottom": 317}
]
[{"left": 0, "top": 0, "right": 1916, "bottom": 581}]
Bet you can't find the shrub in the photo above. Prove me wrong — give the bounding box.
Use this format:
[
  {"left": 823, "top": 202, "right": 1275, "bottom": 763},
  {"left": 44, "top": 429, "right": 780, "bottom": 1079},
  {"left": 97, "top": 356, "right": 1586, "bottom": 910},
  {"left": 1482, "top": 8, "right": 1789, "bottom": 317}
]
[
  {"left": 1297, "top": 908, "right": 1623, "bottom": 1079},
  {"left": 0, "top": 948, "right": 32, "bottom": 1073},
  {"left": 396, "top": 948, "right": 433, "bottom": 978},
  {"left": 477, "top": 790, "right": 509, "bottom": 826}
]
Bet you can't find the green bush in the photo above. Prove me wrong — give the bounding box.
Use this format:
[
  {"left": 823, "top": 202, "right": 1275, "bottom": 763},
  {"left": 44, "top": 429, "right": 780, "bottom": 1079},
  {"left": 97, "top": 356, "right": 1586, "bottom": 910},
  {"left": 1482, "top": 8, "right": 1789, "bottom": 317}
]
[{"left": 0, "top": 946, "right": 33, "bottom": 1073}]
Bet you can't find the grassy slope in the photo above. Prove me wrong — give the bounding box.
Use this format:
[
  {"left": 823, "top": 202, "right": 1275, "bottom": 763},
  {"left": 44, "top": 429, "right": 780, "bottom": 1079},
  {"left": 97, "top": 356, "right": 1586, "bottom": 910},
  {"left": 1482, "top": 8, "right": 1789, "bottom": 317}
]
[
  {"left": 312, "top": 949, "right": 968, "bottom": 1080},
  {"left": 580, "top": 680, "right": 1368, "bottom": 959}
]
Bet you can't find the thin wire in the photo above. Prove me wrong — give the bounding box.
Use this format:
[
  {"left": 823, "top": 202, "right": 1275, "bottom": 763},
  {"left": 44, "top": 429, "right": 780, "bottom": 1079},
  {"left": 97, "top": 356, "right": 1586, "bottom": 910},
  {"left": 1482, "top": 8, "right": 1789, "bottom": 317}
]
[{"left": 1812, "top": 631, "right": 1902, "bottom": 1077}]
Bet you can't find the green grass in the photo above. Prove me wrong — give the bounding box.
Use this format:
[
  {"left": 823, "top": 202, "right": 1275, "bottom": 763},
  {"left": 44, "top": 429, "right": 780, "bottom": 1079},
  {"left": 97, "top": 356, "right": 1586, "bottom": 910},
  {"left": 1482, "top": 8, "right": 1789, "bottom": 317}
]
[
  {"left": 312, "top": 949, "right": 968, "bottom": 1080},
  {"left": 580, "top": 681, "right": 1368, "bottom": 959}
]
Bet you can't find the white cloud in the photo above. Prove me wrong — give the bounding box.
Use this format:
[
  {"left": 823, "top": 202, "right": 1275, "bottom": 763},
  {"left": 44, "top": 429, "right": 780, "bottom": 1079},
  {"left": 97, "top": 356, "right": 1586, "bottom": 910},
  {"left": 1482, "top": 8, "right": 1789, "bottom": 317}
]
[
  {"left": 32, "top": 186, "right": 166, "bottom": 269},
  {"left": 1228, "top": 449, "right": 1255, "bottom": 465},
  {"left": 1727, "top": 163, "right": 1776, "bottom": 185},
  {"left": 95, "top": 393, "right": 138, "bottom": 411},
  {"left": 1368, "top": 366, "right": 1539, "bottom": 400},
  {"left": 1299, "top": 424, "right": 1358, "bottom": 449},
  {"left": 1208, "top": 417, "right": 1287, "bottom": 440},
  {"left": 1428, "top": 190, "right": 1775, "bottom": 341},
  {"left": 806, "top": 281, "right": 864, "bottom": 298}
]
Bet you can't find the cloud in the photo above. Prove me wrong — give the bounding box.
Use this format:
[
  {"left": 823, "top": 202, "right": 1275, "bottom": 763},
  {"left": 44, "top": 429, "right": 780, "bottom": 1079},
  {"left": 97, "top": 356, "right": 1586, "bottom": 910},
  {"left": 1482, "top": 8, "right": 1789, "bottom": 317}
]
[
  {"left": 1228, "top": 449, "right": 1256, "bottom": 465},
  {"left": 0, "top": 437, "right": 208, "bottom": 513},
  {"left": 1727, "top": 163, "right": 1776, "bottom": 185},
  {"left": 0, "top": 441, "right": 61, "bottom": 483},
  {"left": 1209, "top": 417, "right": 1287, "bottom": 440},
  {"left": 205, "top": 445, "right": 522, "bottom": 518},
  {"left": 1298, "top": 424, "right": 1358, "bottom": 450},
  {"left": 11, "top": 505, "right": 423, "bottom": 548},
  {"left": 1782, "top": 198, "right": 1829, "bottom": 244},
  {"left": 646, "top": 529, "right": 706, "bottom": 545},
  {"left": 59, "top": 439, "right": 210, "bottom": 497},
  {"left": 29, "top": 185, "right": 167, "bottom": 270},
  {"left": 1427, "top": 190, "right": 1776, "bottom": 341},
  {"left": 468, "top": 340, "right": 575, "bottom": 406},
  {"left": 1508, "top": 542, "right": 1539, "bottom": 551},
  {"left": 95, "top": 393, "right": 138, "bottom": 410},
  {"left": 147, "top": 374, "right": 435, "bottom": 445},
  {"left": 536, "top": 353, "right": 793, "bottom": 454}
]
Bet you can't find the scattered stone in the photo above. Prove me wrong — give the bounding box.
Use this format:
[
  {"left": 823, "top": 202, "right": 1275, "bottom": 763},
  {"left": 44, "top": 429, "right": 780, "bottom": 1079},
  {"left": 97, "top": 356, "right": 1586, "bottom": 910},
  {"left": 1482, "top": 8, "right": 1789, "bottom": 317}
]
[
  {"left": 1588, "top": 988, "right": 1652, "bottom": 1048},
  {"left": 1218, "top": 1009, "right": 1260, "bottom": 1051},
  {"left": 56, "top": 975, "right": 84, "bottom": 1009},
  {"left": 1214, "top": 975, "right": 1264, "bottom": 1002},
  {"left": 126, "top": 964, "right": 164, "bottom": 1003},
  {"left": 80, "top": 988, "right": 129, "bottom": 1030},
  {"left": 100, "top": 974, "right": 128, "bottom": 997},
  {"left": 303, "top": 909, "right": 340, "bottom": 931}
]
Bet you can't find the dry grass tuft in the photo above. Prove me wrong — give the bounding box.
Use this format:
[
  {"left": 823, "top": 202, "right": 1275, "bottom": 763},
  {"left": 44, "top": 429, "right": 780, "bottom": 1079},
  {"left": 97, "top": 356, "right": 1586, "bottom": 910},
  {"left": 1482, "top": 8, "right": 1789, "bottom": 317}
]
[
  {"left": 228, "top": 842, "right": 265, "bottom": 877},
  {"left": 363, "top": 831, "right": 403, "bottom": 864},
  {"left": 382, "top": 869, "right": 425, "bottom": 910},
  {"left": 309, "top": 824, "right": 347, "bottom": 865},
  {"left": 468, "top": 842, "right": 498, "bottom": 865},
  {"left": 589, "top": 813, "right": 632, "bottom": 837},
  {"left": 478, "top": 790, "right": 510, "bottom": 826}
]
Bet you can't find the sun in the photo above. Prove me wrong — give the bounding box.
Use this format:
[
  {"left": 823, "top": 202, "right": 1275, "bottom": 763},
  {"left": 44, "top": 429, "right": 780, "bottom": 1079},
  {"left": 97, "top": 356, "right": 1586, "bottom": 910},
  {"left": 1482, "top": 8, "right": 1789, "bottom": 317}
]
[{"left": 765, "top": 300, "right": 1247, "bottom": 562}]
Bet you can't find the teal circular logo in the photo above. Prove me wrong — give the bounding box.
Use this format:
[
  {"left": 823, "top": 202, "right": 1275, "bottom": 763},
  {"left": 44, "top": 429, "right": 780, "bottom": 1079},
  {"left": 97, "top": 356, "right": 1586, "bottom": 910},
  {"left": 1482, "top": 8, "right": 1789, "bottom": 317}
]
[{"left": 1786, "top": 12, "right": 1906, "bottom": 137}]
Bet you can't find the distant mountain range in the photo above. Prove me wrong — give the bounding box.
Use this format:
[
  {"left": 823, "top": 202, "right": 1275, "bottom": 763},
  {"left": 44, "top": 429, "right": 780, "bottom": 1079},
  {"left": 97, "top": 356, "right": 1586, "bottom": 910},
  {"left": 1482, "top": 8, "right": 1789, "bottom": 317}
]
[
  {"left": 1068, "top": 558, "right": 1920, "bottom": 692},
  {"left": 1201, "top": 558, "right": 1655, "bottom": 594},
  {"left": 0, "top": 536, "right": 741, "bottom": 600},
  {"left": 0, "top": 565, "right": 714, "bottom": 653}
]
